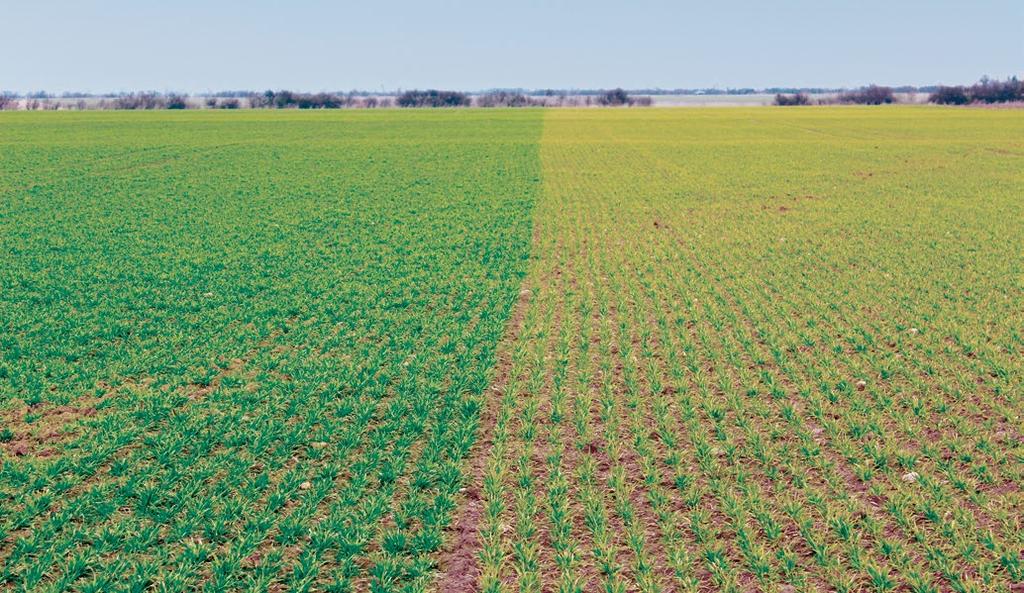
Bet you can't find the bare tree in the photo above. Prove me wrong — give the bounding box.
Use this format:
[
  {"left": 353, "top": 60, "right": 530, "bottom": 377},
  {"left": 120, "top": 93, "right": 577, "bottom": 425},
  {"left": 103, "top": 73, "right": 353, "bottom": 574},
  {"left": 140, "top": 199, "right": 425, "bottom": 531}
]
[
  {"left": 774, "top": 93, "right": 810, "bottom": 106},
  {"left": 928, "top": 86, "right": 969, "bottom": 105},
  {"left": 597, "top": 88, "right": 630, "bottom": 106},
  {"left": 396, "top": 90, "right": 470, "bottom": 107},
  {"left": 835, "top": 85, "right": 895, "bottom": 105},
  {"left": 166, "top": 94, "right": 189, "bottom": 109}
]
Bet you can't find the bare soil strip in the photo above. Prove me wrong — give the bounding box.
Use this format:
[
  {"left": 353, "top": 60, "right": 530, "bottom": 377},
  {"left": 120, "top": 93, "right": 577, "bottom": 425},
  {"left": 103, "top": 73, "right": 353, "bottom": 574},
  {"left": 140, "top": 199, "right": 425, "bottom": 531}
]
[{"left": 436, "top": 284, "right": 536, "bottom": 593}]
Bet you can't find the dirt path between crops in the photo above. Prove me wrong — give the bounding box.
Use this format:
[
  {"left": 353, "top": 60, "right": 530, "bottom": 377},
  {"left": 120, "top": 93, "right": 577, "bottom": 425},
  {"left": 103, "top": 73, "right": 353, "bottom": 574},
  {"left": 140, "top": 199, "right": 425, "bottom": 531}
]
[{"left": 435, "top": 275, "right": 537, "bottom": 593}]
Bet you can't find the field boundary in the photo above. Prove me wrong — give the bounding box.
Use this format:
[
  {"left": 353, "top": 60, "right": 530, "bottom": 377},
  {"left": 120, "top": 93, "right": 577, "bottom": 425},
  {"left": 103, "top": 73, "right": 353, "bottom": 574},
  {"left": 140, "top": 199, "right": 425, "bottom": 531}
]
[{"left": 435, "top": 269, "right": 537, "bottom": 592}]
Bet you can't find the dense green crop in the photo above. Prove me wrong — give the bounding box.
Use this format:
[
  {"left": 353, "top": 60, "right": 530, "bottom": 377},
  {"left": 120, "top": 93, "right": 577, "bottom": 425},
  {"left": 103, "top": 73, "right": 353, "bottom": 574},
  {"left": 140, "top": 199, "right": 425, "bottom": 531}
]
[{"left": 0, "top": 110, "right": 542, "bottom": 592}]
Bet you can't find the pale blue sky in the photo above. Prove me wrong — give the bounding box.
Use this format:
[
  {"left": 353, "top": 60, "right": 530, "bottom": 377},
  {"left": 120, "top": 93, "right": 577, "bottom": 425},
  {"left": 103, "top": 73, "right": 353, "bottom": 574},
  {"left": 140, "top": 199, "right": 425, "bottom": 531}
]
[{"left": 1, "top": 0, "right": 1020, "bottom": 93}]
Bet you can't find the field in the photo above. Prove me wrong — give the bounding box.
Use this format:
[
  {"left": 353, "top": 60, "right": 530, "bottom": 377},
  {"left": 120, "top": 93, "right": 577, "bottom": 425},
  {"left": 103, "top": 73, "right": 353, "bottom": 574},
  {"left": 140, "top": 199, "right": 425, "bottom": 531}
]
[{"left": 1, "top": 107, "right": 1022, "bottom": 593}]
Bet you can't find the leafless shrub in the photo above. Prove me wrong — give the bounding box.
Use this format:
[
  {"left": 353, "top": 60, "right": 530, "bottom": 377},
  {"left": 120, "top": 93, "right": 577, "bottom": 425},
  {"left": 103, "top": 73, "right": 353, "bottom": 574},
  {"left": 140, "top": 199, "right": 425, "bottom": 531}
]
[
  {"left": 396, "top": 90, "right": 470, "bottom": 107},
  {"left": 835, "top": 85, "right": 895, "bottom": 105},
  {"left": 928, "top": 86, "right": 970, "bottom": 105},
  {"left": 475, "top": 91, "right": 543, "bottom": 107},
  {"left": 544, "top": 93, "right": 569, "bottom": 107},
  {"left": 297, "top": 93, "right": 336, "bottom": 108},
  {"left": 597, "top": 88, "right": 630, "bottom": 106},
  {"left": 246, "top": 92, "right": 267, "bottom": 108},
  {"left": 967, "top": 76, "right": 1022, "bottom": 103},
  {"left": 929, "top": 77, "right": 1023, "bottom": 105},
  {"left": 113, "top": 93, "right": 166, "bottom": 109},
  {"left": 774, "top": 93, "right": 810, "bottom": 106},
  {"left": 252, "top": 90, "right": 354, "bottom": 109},
  {"left": 594, "top": 88, "right": 651, "bottom": 106},
  {"left": 271, "top": 90, "right": 296, "bottom": 108},
  {"left": 166, "top": 94, "right": 189, "bottom": 109}
]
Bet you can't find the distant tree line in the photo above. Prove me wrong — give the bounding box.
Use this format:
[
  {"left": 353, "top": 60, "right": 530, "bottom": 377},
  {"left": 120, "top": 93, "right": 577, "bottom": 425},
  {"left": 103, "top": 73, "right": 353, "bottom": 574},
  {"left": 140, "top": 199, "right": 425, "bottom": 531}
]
[
  {"left": 775, "top": 85, "right": 896, "bottom": 106},
  {"left": 109, "top": 93, "right": 189, "bottom": 109},
  {"left": 929, "top": 77, "right": 1023, "bottom": 105},
  {"left": 396, "top": 90, "right": 470, "bottom": 107},
  {"left": 533, "top": 85, "right": 939, "bottom": 97},
  {"left": 773, "top": 92, "right": 811, "bottom": 106},
  {"left": 834, "top": 85, "right": 896, "bottom": 105},
  {"left": 474, "top": 91, "right": 545, "bottom": 107},
  {"left": 594, "top": 88, "right": 653, "bottom": 106},
  {"left": 4, "top": 78, "right": 1021, "bottom": 110},
  {"left": 205, "top": 97, "right": 241, "bottom": 109},
  {"left": 0, "top": 92, "right": 16, "bottom": 110},
  {"left": 0, "top": 88, "right": 658, "bottom": 110},
  {"left": 773, "top": 77, "right": 1023, "bottom": 107},
  {"left": 0, "top": 90, "right": 398, "bottom": 110},
  {"left": 250, "top": 90, "right": 391, "bottom": 109}
]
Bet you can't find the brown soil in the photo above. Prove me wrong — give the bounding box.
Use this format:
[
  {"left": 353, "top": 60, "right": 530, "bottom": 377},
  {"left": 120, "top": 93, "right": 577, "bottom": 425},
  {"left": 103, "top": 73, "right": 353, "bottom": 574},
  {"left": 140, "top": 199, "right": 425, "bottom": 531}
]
[
  {"left": 1, "top": 396, "right": 108, "bottom": 459},
  {"left": 435, "top": 284, "right": 535, "bottom": 593}
]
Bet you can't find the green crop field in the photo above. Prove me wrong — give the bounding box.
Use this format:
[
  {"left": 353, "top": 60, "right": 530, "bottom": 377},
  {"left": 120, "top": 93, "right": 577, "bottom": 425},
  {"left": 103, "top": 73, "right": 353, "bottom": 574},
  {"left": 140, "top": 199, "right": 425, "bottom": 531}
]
[
  {"left": 0, "top": 110, "right": 543, "bottom": 592},
  {"left": 2, "top": 108, "right": 1022, "bottom": 593}
]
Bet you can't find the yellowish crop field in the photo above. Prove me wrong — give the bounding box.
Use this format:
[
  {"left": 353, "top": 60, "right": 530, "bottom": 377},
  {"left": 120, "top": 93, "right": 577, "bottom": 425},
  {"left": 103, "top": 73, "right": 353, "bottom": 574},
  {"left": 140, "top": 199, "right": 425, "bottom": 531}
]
[
  {"left": 441, "top": 107, "right": 1024, "bottom": 593},
  {"left": 1, "top": 107, "right": 1022, "bottom": 593}
]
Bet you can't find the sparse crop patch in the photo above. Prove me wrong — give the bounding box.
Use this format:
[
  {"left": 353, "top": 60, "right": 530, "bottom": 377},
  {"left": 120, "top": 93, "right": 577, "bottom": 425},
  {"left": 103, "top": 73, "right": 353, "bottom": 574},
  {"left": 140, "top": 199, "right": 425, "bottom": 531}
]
[{"left": 438, "top": 107, "right": 1024, "bottom": 593}]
